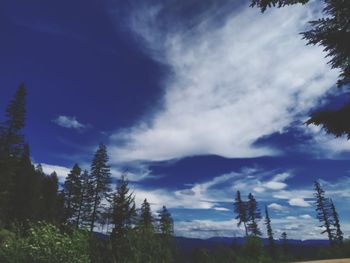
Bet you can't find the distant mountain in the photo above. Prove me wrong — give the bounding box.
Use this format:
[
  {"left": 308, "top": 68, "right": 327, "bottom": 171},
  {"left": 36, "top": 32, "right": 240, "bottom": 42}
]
[{"left": 175, "top": 236, "right": 329, "bottom": 251}]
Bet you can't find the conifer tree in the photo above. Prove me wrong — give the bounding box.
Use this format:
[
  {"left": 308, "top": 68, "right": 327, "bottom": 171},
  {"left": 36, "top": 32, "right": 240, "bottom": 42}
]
[
  {"left": 247, "top": 193, "right": 261, "bottom": 236},
  {"left": 79, "top": 170, "right": 94, "bottom": 228},
  {"left": 139, "top": 199, "right": 154, "bottom": 231},
  {"left": 63, "top": 164, "right": 83, "bottom": 225},
  {"left": 234, "top": 191, "right": 248, "bottom": 236},
  {"left": 111, "top": 175, "right": 136, "bottom": 261},
  {"left": 280, "top": 232, "right": 288, "bottom": 255},
  {"left": 89, "top": 143, "right": 112, "bottom": 232},
  {"left": 264, "top": 205, "right": 275, "bottom": 257},
  {"left": 158, "top": 206, "right": 174, "bottom": 236},
  {"left": 330, "top": 199, "right": 343, "bottom": 244},
  {"left": 314, "top": 181, "right": 334, "bottom": 244},
  {"left": 0, "top": 84, "right": 27, "bottom": 224}
]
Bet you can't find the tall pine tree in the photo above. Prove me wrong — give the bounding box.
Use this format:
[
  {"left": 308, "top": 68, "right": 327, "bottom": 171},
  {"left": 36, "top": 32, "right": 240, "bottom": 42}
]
[
  {"left": 330, "top": 199, "right": 343, "bottom": 244},
  {"left": 247, "top": 193, "right": 261, "bottom": 236},
  {"left": 89, "top": 143, "right": 112, "bottom": 232},
  {"left": 63, "top": 164, "right": 83, "bottom": 226},
  {"left": 264, "top": 205, "right": 275, "bottom": 257},
  {"left": 234, "top": 191, "right": 248, "bottom": 236},
  {"left": 158, "top": 206, "right": 174, "bottom": 236},
  {"left": 0, "top": 84, "right": 26, "bottom": 225},
  {"left": 314, "top": 181, "right": 334, "bottom": 244},
  {"left": 138, "top": 199, "right": 154, "bottom": 231},
  {"left": 111, "top": 175, "right": 136, "bottom": 261}
]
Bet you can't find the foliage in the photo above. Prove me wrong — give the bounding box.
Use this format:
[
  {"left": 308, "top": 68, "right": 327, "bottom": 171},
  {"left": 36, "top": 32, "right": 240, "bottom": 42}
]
[
  {"left": 234, "top": 190, "right": 248, "bottom": 236},
  {"left": 0, "top": 223, "right": 90, "bottom": 263}
]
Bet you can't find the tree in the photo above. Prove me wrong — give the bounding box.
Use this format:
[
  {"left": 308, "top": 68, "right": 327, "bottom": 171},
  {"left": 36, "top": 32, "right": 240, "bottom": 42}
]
[
  {"left": 138, "top": 199, "right": 154, "bottom": 231},
  {"left": 0, "top": 84, "right": 26, "bottom": 225},
  {"left": 330, "top": 199, "right": 343, "bottom": 244},
  {"left": 63, "top": 164, "right": 83, "bottom": 226},
  {"left": 314, "top": 181, "right": 334, "bottom": 244},
  {"left": 247, "top": 193, "right": 262, "bottom": 236},
  {"left": 110, "top": 175, "right": 136, "bottom": 261},
  {"left": 264, "top": 205, "right": 275, "bottom": 257},
  {"left": 280, "top": 232, "right": 288, "bottom": 255},
  {"left": 251, "top": 0, "right": 350, "bottom": 138},
  {"left": 89, "top": 143, "right": 112, "bottom": 232},
  {"left": 158, "top": 206, "right": 174, "bottom": 236},
  {"left": 79, "top": 170, "right": 94, "bottom": 229},
  {"left": 233, "top": 191, "right": 248, "bottom": 236}
]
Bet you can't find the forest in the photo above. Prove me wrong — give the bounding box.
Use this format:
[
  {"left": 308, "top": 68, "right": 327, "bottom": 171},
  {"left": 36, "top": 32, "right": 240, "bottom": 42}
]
[{"left": 0, "top": 86, "right": 349, "bottom": 263}]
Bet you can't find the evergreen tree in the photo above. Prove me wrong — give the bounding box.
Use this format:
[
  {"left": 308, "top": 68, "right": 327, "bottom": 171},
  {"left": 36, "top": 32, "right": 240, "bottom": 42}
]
[
  {"left": 110, "top": 175, "right": 136, "bottom": 261},
  {"left": 330, "top": 199, "right": 343, "bottom": 244},
  {"left": 11, "top": 144, "right": 36, "bottom": 223},
  {"left": 63, "top": 164, "right": 83, "bottom": 226},
  {"left": 89, "top": 143, "right": 112, "bottom": 232},
  {"left": 40, "top": 171, "right": 60, "bottom": 223},
  {"left": 247, "top": 193, "right": 261, "bottom": 236},
  {"left": 139, "top": 199, "right": 154, "bottom": 231},
  {"left": 158, "top": 205, "right": 174, "bottom": 236},
  {"left": 314, "top": 181, "right": 334, "bottom": 244},
  {"left": 79, "top": 170, "right": 94, "bottom": 229},
  {"left": 0, "top": 84, "right": 26, "bottom": 225},
  {"left": 264, "top": 205, "right": 275, "bottom": 257},
  {"left": 280, "top": 232, "right": 288, "bottom": 255},
  {"left": 233, "top": 191, "right": 248, "bottom": 236}
]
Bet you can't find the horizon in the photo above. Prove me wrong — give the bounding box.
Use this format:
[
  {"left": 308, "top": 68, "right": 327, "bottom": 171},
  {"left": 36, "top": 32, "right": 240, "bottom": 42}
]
[{"left": 1, "top": 0, "right": 349, "bottom": 241}]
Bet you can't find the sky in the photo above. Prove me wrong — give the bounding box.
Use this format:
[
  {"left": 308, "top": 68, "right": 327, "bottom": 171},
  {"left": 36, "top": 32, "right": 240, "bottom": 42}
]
[{"left": 1, "top": 0, "right": 350, "bottom": 240}]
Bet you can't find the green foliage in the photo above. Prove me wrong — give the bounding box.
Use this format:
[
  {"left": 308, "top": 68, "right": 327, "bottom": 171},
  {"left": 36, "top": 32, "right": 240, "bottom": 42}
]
[
  {"left": 234, "top": 190, "right": 248, "bottom": 236},
  {"left": 0, "top": 223, "right": 90, "bottom": 263},
  {"left": 247, "top": 193, "right": 262, "bottom": 236}
]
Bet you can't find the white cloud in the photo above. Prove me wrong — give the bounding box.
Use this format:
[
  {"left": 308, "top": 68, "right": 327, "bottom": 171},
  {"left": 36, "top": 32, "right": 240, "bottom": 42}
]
[
  {"left": 54, "top": 115, "right": 86, "bottom": 129},
  {"left": 109, "top": 3, "right": 337, "bottom": 163},
  {"left": 300, "top": 214, "right": 312, "bottom": 219},
  {"left": 268, "top": 203, "right": 288, "bottom": 211},
  {"left": 264, "top": 181, "right": 287, "bottom": 190},
  {"left": 289, "top": 198, "right": 311, "bottom": 207},
  {"left": 214, "top": 207, "right": 230, "bottom": 212},
  {"left": 40, "top": 163, "right": 70, "bottom": 183}
]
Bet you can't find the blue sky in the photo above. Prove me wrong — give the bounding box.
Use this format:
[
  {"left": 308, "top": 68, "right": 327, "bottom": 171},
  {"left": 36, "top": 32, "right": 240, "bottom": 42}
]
[{"left": 1, "top": 0, "right": 350, "bottom": 239}]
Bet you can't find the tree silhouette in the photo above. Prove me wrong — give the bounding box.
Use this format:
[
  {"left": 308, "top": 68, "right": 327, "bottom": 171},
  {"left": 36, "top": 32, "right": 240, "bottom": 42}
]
[
  {"left": 280, "top": 232, "right": 288, "bottom": 255},
  {"left": 264, "top": 205, "right": 275, "bottom": 257},
  {"left": 158, "top": 206, "right": 174, "bottom": 236},
  {"left": 234, "top": 191, "right": 248, "bottom": 236},
  {"left": 64, "top": 164, "right": 82, "bottom": 226},
  {"left": 247, "top": 193, "right": 262, "bottom": 236},
  {"left": 89, "top": 143, "right": 112, "bottom": 232},
  {"left": 330, "top": 199, "right": 343, "bottom": 244},
  {"left": 314, "top": 181, "right": 334, "bottom": 244}
]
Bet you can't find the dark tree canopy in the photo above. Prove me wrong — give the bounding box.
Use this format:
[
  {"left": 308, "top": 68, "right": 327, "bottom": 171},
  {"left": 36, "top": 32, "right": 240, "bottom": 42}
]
[
  {"left": 247, "top": 193, "right": 262, "bottom": 236},
  {"left": 233, "top": 190, "right": 248, "bottom": 236}
]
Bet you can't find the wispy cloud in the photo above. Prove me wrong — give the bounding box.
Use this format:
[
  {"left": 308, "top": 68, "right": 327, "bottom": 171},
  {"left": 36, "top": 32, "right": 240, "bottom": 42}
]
[
  {"left": 53, "top": 115, "right": 86, "bottom": 129},
  {"left": 108, "top": 2, "right": 337, "bottom": 163}
]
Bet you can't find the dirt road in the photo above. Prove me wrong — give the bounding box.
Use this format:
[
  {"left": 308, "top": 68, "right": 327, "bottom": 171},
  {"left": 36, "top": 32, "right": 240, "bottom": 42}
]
[{"left": 294, "top": 259, "right": 350, "bottom": 263}]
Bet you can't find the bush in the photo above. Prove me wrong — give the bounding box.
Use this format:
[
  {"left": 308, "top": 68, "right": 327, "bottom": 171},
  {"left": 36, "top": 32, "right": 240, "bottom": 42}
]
[{"left": 0, "top": 222, "right": 90, "bottom": 263}]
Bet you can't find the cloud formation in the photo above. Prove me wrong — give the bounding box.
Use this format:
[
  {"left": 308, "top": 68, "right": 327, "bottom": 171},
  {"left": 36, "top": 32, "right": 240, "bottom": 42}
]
[
  {"left": 109, "top": 3, "right": 337, "bottom": 163},
  {"left": 54, "top": 115, "right": 86, "bottom": 129}
]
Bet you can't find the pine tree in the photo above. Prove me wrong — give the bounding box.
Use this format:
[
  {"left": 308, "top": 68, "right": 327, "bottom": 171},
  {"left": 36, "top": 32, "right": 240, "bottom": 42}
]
[
  {"left": 264, "top": 205, "right": 275, "bottom": 257},
  {"left": 314, "top": 181, "right": 334, "bottom": 244},
  {"left": 158, "top": 205, "right": 174, "bottom": 236},
  {"left": 139, "top": 198, "right": 154, "bottom": 231},
  {"left": 247, "top": 193, "right": 261, "bottom": 236},
  {"left": 110, "top": 175, "right": 136, "bottom": 262},
  {"left": 330, "top": 199, "right": 343, "bottom": 244},
  {"left": 234, "top": 191, "right": 248, "bottom": 236},
  {"left": 63, "top": 164, "right": 83, "bottom": 226},
  {"left": 89, "top": 143, "right": 112, "bottom": 232},
  {"left": 79, "top": 170, "right": 94, "bottom": 229},
  {"left": 0, "top": 84, "right": 27, "bottom": 224},
  {"left": 280, "top": 232, "right": 288, "bottom": 255}
]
